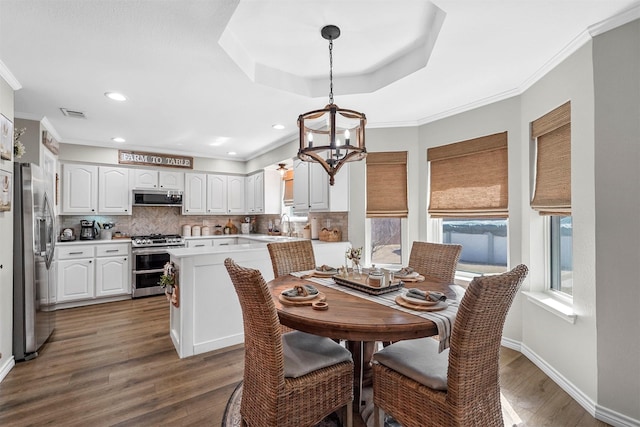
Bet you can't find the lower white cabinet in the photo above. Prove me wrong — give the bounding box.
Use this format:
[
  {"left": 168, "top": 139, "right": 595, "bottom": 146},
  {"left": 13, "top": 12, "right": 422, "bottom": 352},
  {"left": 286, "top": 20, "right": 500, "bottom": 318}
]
[
  {"left": 95, "top": 245, "right": 130, "bottom": 297},
  {"left": 56, "top": 242, "right": 130, "bottom": 305},
  {"left": 57, "top": 258, "right": 95, "bottom": 302}
]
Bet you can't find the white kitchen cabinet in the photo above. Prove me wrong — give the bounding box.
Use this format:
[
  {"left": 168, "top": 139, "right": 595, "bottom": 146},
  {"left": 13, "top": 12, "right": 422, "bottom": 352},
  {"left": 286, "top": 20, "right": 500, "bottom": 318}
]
[
  {"left": 62, "top": 164, "right": 98, "bottom": 214},
  {"left": 206, "top": 174, "right": 228, "bottom": 214},
  {"left": 205, "top": 174, "right": 245, "bottom": 214},
  {"left": 186, "top": 239, "right": 214, "bottom": 248},
  {"left": 214, "top": 237, "right": 237, "bottom": 246},
  {"left": 183, "top": 173, "right": 207, "bottom": 214},
  {"left": 98, "top": 166, "right": 131, "bottom": 214},
  {"left": 247, "top": 169, "right": 281, "bottom": 214},
  {"left": 159, "top": 171, "right": 184, "bottom": 190},
  {"left": 95, "top": 244, "right": 130, "bottom": 297},
  {"left": 227, "top": 175, "right": 245, "bottom": 213},
  {"left": 132, "top": 169, "right": 184, "bottom": 191},
  {"left": 292, "top": 159, "right": 349, "bottom": 212},
  {"left": 56, "top": 243, "right": 131, "bottom": 305},
  {"left": 57, "top": 244, "right": 95, "bottom": 302}
]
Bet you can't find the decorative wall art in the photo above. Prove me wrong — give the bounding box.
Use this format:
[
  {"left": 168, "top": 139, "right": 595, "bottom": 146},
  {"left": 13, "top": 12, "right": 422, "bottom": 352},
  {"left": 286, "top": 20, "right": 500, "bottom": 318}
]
[
  {"left": 0, "top": 114, "right": 13, "bottom": 161},
  {"left": 42, "top": 130, "right": 60, "bottom": 155},
  {"left": 0, "top": 170, "right": 12, "bottom": 212}
]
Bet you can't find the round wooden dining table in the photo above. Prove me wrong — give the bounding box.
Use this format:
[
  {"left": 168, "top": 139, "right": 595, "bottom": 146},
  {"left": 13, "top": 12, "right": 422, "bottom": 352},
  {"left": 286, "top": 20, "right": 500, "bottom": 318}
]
[{"left": 267, "top": 274, "right": 458, "bottom": 406}]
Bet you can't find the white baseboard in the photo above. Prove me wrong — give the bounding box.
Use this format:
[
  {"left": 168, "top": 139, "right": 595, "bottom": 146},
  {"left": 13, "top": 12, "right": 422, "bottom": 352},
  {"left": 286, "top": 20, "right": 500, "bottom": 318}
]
[
  {"left": 0, "top": 356, "right": 15, "bottom": 383},
  {"left": 513, "top": 342, "right": 640, "bottom": 427}
]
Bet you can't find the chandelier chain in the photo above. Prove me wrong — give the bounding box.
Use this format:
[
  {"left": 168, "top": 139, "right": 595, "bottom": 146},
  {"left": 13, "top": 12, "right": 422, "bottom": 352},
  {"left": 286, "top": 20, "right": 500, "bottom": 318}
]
[{"left": 329, "top": 39, "right": 334, "bottom": 105}]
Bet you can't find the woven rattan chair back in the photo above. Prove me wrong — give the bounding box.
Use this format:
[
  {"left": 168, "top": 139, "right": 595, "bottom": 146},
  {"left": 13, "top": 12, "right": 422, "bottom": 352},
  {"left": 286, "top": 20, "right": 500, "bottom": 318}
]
[
  {"left": 267, "top": 240, "right": 317, "bottom": 278},
  {"left": 445, "top": 264, "right": 528, "bottom": 425},
  {"left": 224, "top": 258, "right": 354, "bottom": 427},
  {"left": 373, "top": 264, "right": 528, "bottom": 427},
  {"left": 408, "top": 241, "right": 462, "bottom": 283}
]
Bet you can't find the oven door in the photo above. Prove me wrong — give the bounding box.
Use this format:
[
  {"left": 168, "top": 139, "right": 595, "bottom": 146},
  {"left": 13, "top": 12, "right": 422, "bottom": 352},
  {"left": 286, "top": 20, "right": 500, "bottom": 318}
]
[{"left": 131, "top": 246, "right": 178, "bottom": 298}]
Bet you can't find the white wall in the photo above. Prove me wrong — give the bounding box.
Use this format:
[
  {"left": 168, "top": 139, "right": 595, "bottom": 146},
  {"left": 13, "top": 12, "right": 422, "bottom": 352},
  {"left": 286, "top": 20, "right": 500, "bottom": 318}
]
[
  {"left": 0, "top": 75, "right": 15, "bottom": 381},
  {"left": 592, "top": 19, "right": 640, "bottom": 420},
  {"left": 520, "top": 41, "right": 599, "bottom": 401}
]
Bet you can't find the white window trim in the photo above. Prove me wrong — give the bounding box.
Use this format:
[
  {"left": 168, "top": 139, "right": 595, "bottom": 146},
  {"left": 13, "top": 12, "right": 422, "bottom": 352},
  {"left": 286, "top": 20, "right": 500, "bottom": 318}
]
[{"left": 524, "top": 216, "right": 576, "bottom": 324}]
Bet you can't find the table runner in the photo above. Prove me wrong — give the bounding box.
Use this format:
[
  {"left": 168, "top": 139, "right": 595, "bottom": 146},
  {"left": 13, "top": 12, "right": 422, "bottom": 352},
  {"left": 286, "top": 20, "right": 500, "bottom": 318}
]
[{"left": 291, "top": 271, "right": 466, "bottom": 352}]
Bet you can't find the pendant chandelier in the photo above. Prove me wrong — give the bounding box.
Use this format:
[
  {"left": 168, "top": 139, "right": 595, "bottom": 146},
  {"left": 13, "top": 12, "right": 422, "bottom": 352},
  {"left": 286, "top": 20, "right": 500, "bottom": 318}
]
[{"left": 297, "top": 25, "right": 367, "bottom": 186}]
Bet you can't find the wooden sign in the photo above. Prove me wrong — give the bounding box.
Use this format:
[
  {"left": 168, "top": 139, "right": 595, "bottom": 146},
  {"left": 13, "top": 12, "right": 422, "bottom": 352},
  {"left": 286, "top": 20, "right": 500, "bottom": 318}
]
[
  {"left": 42, "top": 130, "right": 60, "bottom": 155},
  {"left": 118, "top": 150, "right": 193, "bottom": 169}
]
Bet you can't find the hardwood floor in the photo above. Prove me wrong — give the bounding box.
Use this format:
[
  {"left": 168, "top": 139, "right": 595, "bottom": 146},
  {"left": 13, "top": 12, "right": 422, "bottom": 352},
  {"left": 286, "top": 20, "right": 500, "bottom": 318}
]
[{"left": 0, "top": 296, "right": 608, "bottom": 426}]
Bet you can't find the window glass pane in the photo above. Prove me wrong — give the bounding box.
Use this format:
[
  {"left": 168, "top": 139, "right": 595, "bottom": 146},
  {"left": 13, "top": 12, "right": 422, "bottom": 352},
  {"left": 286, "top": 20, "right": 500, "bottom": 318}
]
[
  {"left": 442, "top": 219, "right": 508, "bottom": 275},
  {"left": 370, "top": 218, "right": 402, "bottom": 265},
  {"left": 551, "top": 216, "right": 573, "bottom": 296}
]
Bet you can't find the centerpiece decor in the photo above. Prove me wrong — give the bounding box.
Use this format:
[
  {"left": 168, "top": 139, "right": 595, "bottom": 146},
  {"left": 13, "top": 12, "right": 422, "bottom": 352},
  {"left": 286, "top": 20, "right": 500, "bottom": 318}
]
[{"left": 346, "top": 246, "right": 363, "bottom": 279}]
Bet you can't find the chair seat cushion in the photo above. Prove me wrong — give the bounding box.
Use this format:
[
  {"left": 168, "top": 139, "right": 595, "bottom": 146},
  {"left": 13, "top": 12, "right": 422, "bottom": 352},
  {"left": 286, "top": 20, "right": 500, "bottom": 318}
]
[
  {"left": 372, "top": 337, "right": 449, "bottom": 390},
  {"left": 282, "top": 331, "right": 353, "bottom": 378}
]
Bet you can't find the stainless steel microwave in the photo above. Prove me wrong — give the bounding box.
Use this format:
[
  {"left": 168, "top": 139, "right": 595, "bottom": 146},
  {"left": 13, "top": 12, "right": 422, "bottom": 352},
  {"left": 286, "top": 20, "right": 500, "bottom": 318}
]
[{"left": 132, "top": 190, "right": 183, "bottom": 206}]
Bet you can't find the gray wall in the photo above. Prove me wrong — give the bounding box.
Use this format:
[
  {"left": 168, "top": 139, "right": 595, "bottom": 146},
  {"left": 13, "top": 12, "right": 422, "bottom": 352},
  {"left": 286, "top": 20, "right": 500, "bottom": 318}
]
[{"left": 593, "top": 19, "right": 640, "bottom": 419}]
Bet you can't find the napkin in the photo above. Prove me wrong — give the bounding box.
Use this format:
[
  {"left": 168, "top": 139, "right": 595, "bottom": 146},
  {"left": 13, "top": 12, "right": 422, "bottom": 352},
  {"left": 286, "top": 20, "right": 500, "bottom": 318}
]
[
  {"left": 406, "top": 288, "right": 446, "bottom": 302},
  {"left": 395, "top": 267, "right": 419, "bottom": 278},
  {"left": 316, "top": 265, "right": 337, "bottom": 272},
  {"left": 282, "top": 284, "right": 319, "bottom": 298}
]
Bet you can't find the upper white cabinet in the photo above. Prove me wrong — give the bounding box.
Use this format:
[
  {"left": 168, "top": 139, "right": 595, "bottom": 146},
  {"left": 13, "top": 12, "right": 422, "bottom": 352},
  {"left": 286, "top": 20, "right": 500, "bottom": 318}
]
[
  {"left": 292, "top": 159, "right": 349, "bottom": 212},
  {"left": 132, "top": 169, "right": 184, "bottom": 191},
  {"left": 194, "top": 173, "right": 244, "bottom": 215},
  {"left": 227, "top": 175, "right": 246, "bottom": 213},
  {"left": 62, "top": 164, "right": 99, "bottom": 214},
  {"left": 98, "top": 167, "right": 131, "bottom": 214},
  {"left": 247, "top": 169, "right": 281, "bottom": 214},
  {"left": 62, "top": 164, "right": 132, "bottom": 215},
  {"left": 183, "top": 173, "right": 207, "bottom": 214},
  {"left": 206, "top": 174, "right": 228, "bottom": 214}
]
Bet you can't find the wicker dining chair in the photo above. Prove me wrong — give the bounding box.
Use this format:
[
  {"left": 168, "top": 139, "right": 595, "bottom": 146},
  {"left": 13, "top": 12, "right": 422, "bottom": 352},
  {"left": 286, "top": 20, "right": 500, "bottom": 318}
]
[
  {"left": 372, "top": 264, "right": 529, "bottom": 427},
  {"left": 267, "top": 240, "right": 318, "bottom": 333},
  {"left": 267, "top": 240, "right": 317, "bottom": 278},
  {"left": 408, "top": 241, "right": 463, "bottom": 283},
  {"left": 224, "top": 258, "right": 354, "bottom": 427}
]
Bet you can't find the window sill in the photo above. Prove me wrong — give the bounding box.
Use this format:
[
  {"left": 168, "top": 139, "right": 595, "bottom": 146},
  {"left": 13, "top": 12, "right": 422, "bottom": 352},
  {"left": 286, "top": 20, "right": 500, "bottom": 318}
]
[{"left": 523, "top": 291, "right": 577, "bottom": 324}]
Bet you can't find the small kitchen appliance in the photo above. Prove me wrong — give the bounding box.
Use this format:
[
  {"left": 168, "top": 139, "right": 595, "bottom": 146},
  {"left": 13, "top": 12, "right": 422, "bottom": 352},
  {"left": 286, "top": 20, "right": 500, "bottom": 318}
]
[{"left": 80, "top": 219, "right": 99, "bottom": 240}]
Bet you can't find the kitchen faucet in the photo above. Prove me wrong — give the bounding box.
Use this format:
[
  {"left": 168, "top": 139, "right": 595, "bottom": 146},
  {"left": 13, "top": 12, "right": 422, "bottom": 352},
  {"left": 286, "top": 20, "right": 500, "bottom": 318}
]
[{"left": 281, "top": 213, "right": 292, "bottom": 237}]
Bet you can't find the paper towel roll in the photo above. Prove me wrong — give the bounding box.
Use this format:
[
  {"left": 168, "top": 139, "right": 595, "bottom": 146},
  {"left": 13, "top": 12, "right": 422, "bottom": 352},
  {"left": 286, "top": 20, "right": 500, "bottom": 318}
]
[{"left": 310, "top": 217, "right": 319, "bottom": 240}]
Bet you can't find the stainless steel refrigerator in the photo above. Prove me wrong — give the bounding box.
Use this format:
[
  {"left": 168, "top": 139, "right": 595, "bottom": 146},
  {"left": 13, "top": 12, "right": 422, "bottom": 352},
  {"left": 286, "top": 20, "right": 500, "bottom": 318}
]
[{"left": 13, "top": 162, "right": 56, "bottom": 361}]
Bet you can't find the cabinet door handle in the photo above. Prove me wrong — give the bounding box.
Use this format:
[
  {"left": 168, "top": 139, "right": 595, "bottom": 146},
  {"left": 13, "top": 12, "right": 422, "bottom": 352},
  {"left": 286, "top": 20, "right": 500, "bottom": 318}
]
[
  {"left": 195, "top": 244, "right": 205, "bottom": 247},
  {"left": 219, "top": 243, "right": 229, "bottom": 246},
  {"left": 69, "top": 251, "right": 84, "bottom": 255},
  {"left": 89, "top": 260, "right": 92, "bottom": 263},
  {"left": 105, "top": 249, "right": 119, "bottom": 253}
]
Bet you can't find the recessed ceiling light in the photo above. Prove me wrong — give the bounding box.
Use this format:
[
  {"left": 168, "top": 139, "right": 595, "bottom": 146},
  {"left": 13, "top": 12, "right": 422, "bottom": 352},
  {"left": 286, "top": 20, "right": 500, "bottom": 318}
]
[
  {"left": 227, "top": 151, "right": 237, "bottom": 156},
  {"left": 112, "top": 137, "right": 126, "bottom": 143},
  {"left": 105, "top": 92, "right": 127, "bottom": 101},
  {"left": 272, "top": 124, "right": 285, "bottom": 130}
]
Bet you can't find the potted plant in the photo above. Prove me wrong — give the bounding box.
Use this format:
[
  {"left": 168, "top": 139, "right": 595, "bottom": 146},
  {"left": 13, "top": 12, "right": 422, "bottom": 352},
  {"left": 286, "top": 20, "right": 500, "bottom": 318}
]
[{"left": 159, "top": 262, "right": 176, "bottom": 294}]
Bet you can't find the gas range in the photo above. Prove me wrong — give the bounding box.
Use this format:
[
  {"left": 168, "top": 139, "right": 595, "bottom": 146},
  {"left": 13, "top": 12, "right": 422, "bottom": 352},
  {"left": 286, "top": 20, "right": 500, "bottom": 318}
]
[{"left": 131, "top": 234, "right": 185, "bottom": 248}]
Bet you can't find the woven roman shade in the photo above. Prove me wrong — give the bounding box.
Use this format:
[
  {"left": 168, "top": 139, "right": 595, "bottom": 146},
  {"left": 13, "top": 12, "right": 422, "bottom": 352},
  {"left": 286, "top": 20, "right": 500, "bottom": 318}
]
[
  {"left": 366, "top": 151, "right": 408, "bottom": 218},
  {"left": 530, "top": 101, "right": 571, "bottom": 215},
  {"left": 428, "top": 132, "right": 508, "bottom": 218},
  {"left": 283, "top": 170, "right": 294, "bottom": 206}
]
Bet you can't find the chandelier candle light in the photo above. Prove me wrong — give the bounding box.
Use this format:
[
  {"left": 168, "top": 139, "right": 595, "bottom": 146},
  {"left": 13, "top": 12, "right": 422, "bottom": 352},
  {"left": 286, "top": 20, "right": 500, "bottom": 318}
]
[{"left": 298, "top": 25, "right": 367, "bottom": 186}]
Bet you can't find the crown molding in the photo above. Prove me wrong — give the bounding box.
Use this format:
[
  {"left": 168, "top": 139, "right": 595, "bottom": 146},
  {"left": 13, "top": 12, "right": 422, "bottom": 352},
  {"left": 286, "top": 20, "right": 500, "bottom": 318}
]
[{"left": 0, "top": 60, "right": 22, "bottom": 90}]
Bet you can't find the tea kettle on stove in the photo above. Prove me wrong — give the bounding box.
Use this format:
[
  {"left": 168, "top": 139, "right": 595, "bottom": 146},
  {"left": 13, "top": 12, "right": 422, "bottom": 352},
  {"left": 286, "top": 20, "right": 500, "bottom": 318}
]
[{"left": 80, "top": 219, "right": 99, "bottom": 240}]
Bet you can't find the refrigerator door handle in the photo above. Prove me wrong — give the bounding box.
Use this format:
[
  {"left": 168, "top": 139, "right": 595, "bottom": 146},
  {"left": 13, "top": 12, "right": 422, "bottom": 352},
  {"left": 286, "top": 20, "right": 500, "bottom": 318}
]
[{"left": 43, "top": 193, "right": 56, "bottom": 269}]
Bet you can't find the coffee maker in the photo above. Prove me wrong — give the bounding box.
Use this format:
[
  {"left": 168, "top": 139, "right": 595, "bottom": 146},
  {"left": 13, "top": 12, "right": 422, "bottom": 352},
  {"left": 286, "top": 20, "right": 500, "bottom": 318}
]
[{"left": 80, "top": 219, "right": 98, "bottom": 240}]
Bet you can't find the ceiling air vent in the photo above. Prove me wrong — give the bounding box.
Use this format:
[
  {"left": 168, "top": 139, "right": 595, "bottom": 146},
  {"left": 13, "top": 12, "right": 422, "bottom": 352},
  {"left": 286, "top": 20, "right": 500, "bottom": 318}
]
[{"left": 60, "top": 108, "right": 87, "bottom": 119}]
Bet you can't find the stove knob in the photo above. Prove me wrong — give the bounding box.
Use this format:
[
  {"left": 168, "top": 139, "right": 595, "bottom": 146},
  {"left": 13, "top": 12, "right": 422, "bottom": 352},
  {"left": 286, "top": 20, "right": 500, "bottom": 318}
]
[{"left": 134, "top": 239, "right": 142, "bottom": 245}]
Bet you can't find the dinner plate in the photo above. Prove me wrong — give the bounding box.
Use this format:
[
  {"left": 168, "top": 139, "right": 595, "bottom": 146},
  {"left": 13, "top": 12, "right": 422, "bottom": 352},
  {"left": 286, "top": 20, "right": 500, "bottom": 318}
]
[
  {"left": 314, "top": 268, "right": 338, "bottom": 277},
  {"left": 401, "top": 293, "right": 440, "bottom": 306},
  {"left": 281, "top": 288, "right": 319, "bottom": 301}
]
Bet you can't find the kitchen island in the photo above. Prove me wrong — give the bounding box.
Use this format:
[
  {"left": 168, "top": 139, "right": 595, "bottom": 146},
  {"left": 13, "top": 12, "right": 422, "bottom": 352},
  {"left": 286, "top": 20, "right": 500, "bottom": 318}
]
[{"left": 167, "top": 237, "right": 350, "bottom": 358}]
